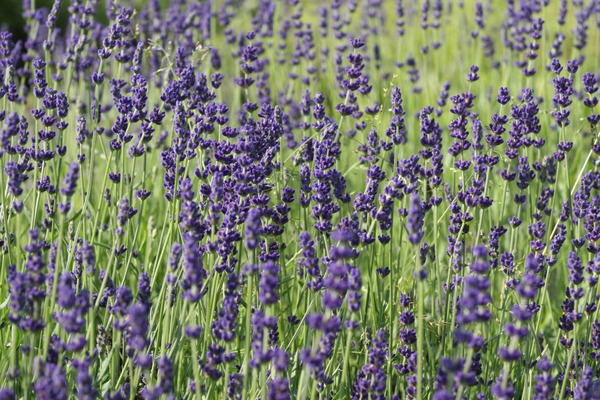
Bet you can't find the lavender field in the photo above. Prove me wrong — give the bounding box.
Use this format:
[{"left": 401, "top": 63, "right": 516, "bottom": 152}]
[{"left": 0, "top": 0, "right": 599, "bottom": 398}]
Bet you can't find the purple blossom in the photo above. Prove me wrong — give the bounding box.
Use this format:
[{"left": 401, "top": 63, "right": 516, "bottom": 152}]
[{"left": 406, "top": 192, "right": 425, "bottom": 244}]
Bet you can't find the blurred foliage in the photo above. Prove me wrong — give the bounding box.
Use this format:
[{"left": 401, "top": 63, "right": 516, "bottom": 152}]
[
  {"left": 0, "top": 0, "right": 170, "bottom": 38},
  {"left": 0, "top": 0, "right": 28, "bottom": 35},
  {"left": 0, "top": 0, "right": 179, "bottom": 34},
  {"left": 1, "top": 0, "right": 91, "bottom": 40},
  {"left": 0, "top": 0, "right": 182, "bottom": 44}
]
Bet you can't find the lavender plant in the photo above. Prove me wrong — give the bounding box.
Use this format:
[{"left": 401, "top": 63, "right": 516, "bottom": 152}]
[{"left": 0, "top": 0, "right": 599, "bottom": 399}]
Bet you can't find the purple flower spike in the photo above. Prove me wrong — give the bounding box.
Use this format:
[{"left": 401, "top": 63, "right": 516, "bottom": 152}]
[{"left": 406, "top": 192, "right": 425, "bottom": 245}]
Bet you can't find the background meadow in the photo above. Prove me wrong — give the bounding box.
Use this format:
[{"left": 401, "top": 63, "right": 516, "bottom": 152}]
[{"left": 0, "top": 0, "right": 600, "bottom": 399}]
